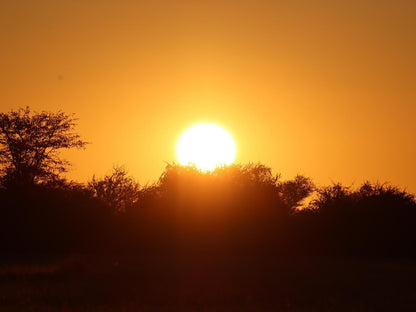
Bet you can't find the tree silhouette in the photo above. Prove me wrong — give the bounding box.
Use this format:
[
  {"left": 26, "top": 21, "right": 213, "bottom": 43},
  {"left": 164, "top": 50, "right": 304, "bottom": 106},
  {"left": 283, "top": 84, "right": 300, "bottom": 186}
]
[
  {"left": 89, "top": 166, "right": 140, "bottom": 212},
  {"left": 0, "top": 107, "right": 88, "bottom": 186},
  {"left": 277, "top": 175, "right": 314, "bottom": 212}
]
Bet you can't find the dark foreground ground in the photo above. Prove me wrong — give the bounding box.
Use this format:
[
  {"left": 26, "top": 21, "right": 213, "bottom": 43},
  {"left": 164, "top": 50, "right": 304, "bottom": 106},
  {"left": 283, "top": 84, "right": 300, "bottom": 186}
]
[{"left": 1, "top": 254, "right": 415, "bottom": 311}]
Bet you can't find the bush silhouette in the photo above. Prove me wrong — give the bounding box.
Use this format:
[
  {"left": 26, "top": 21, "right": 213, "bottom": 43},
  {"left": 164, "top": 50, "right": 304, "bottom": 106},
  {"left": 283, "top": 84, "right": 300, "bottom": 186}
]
[
  {"left": 89, "top": 166, "right": 140, "bottom": 213},
  {"left": 299, "top": 181, "right": 416, "bottom": 257}
]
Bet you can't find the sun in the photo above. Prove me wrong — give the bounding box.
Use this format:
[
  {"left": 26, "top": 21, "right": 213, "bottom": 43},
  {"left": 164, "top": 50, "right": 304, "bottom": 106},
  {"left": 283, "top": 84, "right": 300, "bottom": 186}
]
[{"left": 177, "top": 124, "right": 236, "bottom": 171}]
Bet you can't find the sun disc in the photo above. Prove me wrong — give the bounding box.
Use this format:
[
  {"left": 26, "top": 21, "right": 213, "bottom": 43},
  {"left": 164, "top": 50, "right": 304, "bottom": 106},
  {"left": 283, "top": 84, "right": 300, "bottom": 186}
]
[{"left": 177, "top": 124, "right": 236, "bottom": 171}]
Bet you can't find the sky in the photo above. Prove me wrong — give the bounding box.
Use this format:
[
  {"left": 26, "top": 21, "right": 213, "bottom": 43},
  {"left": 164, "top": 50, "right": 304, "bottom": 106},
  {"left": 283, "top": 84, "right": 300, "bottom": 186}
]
[{"left": 1, "top": 0, "right": 415, "bottom": 191}]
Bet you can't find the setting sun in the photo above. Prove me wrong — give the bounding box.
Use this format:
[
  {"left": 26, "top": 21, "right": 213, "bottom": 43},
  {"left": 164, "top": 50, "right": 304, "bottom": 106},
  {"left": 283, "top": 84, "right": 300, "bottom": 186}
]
[{"left": 177, "top": 124, "right": 236, "bottom": 171}]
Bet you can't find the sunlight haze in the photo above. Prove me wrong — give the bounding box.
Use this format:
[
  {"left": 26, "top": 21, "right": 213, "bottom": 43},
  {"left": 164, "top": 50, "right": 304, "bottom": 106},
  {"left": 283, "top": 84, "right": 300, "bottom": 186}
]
[{"left": 177, "top": 124, "right": 236, "bottom": 171}]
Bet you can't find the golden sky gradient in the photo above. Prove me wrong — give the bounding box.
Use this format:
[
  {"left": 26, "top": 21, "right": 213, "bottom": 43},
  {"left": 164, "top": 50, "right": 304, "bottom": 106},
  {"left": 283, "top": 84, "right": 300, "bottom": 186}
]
[{"left": 1, "top": 1, "right": 415, "bottom": 191}]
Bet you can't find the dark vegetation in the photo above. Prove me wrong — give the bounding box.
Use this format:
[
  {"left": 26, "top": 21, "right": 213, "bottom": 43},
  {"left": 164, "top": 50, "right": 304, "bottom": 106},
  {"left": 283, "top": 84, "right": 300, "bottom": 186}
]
[
  {"left": 1, "top": 164, "right": 415, "bottom": 259},
  {"left": 1, "top": 108, "right": 415, "bottom": 311}
]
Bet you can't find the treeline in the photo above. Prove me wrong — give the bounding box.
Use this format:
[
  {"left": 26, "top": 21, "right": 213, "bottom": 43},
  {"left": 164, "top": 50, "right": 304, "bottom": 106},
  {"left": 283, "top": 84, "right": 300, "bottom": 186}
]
[
  {"left": 0, "top": 107, "right": 415, "bottom": 259},
  {"left": 1, "top": 163, "right": 415, "bottom": 259}
]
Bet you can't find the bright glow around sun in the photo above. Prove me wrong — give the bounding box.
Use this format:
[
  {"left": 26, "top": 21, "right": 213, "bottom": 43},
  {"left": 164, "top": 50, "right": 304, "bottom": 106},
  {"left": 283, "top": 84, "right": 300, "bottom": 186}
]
[{"left": 177, "top": 124, "right": 236, "bottom": 171}]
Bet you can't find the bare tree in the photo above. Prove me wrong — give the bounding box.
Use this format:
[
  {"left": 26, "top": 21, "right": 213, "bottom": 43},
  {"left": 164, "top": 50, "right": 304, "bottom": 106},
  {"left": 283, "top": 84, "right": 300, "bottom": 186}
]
[{"left": 0, "top": 107, "right": 88, "bottom": 186}]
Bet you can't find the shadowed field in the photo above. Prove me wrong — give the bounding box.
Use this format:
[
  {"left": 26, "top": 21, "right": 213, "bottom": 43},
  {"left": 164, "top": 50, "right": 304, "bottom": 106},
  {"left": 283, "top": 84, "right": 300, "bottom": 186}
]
[{"left": 1, "top": 255, "right": 415, "bottom": 311}]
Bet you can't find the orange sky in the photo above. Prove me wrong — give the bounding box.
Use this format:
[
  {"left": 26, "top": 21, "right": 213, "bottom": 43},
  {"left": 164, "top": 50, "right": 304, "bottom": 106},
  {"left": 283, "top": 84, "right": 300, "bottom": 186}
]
[{"left": 1, "top": 0, "right": 415, "bottom": 191}]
